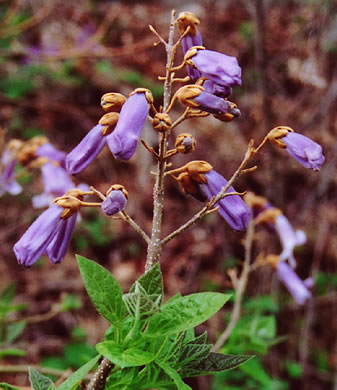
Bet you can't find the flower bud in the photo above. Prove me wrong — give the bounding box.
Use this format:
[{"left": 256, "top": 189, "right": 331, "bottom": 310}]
[
  {"left": 101, "top": 93, "right": 126, "bottom": 112},
  {"left": 99, "top": 112, "right": 120, "bottom": 136},
  {"left": 177, "top": 12, "right": 200, "bottom": 36},
  {"left": 175, "top": 133, "right": 196, "bottom": 154},
  {"left": 268, "top": 126, "right": 325, "bottom": 171},
  {"left": 185, "top": 47, "right": 242, "bottom": 87},
  {"left": 102, "top": 184, "right": 128, "bottom": 216},
  {"left": 152, "top": 113, "right": 172, "bottom": 133}
]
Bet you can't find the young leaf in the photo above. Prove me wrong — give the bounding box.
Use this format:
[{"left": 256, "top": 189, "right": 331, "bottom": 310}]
[
  {"left": 96, "top": 340, "right": 155, "bottom": 368},
  {"left": 122, "top": 289, "right": 160, "bottom": 319},
  {"left": 6, "top": 321, "right": 26, "bottom": 343},
  {"left": 0, "top": 348, "right": 26, "bottom": 359},
  {"left": 129, "top": 262, "right": 163, "bottom": 300},
  {"left": 28, "top": 367, "right": 55, "bottom": 390},
  {"left": 181, "top": 353, "right": 253, "bottom": 377},
  {"left": 57, "top": 354, "right": 100, "bottom": 390},
  {"left": 145, "top": 293, "right": 230, "bottom": 337},
  {"left": 178, "top": 343, "right": 212, "bottom": 368},
  {"left": 0, "top": 383, "right": 22, "bottom": 390},
  {"left": 77, "top": 255, "right": 126, "bottom": 327},
  {"left": 155, "top": 360, "right": 191, "bottom": 390}
]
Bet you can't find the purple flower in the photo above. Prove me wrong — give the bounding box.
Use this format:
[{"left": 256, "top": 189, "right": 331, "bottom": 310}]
[
  {"left": 33, "top": 162, "right": 75, "bottom": 208},
  {"left": 276, "top": 261, "right": 311, "bottom": 305},
  {"left": 36, "top": 143, "right": 67, "bottom": 167},
  {"left": 194, "top": 91, "right": 231, "bottom": 115},
  {"left": 185, "top": 48, "right": 242, "bottom": 87},
  {"left": 282, "top": 132, "right": 325, "bottom": 171},
  {"left": 203, "top": 80, "right": 232, "bottom": 99},
  {"left": 200, "top": 170, "right": 251, "bottom": 231},
  {"left": 177, "top": 12, "right": 203, "bottom": 81},
  {"left": 101, "top": 187, "right": 127, "bottom": 216},
  {"left": 275, "top": 214, "right": 306, "bottom": 268},
  {"left": 66, "top": 124, "right": 106, "bottom": 175},
  {"left": 14, "top": 204, "right": 64, "bottom": 267},
  {"left": 106, "top": 91, "right": 150, "bottom": 160},
  {"left": 176, "top": 85, "right": 232, "bottom": 115},
  {"left": 45, "top": 213, "right": 77, "bottom": 264},
  {"left": 0, "top": 155, "right": 22, "bottom": 196}
]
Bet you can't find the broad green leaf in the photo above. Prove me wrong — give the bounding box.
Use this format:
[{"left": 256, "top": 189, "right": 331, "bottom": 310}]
[
  {"left": 182, "top": 353, "right": 253, "bottom": 377},
  {"left": 178, "top": 343, "right": 212, "bottom": 368},
  {"left": 0, "top": 348, "right": 26, "bottom": 358},
  {"left": 106, "top": 367, "right": 137, "bottom": 388},
  {"left": 0, "top": 384, "right": 22, "bottom": 390},
  {"left": 28, "top": 367, "right": 55, "bottom": 390},
  {"left": 155, "top": 360, "right": 191, "bottom": 390},
  {"left": 166, "top": 332, "right": 186, "bottom": 365},
  {"left": 6, "top": 321, "right": 26, "bottom": 343},
  {"left": 57, "top": 354, "right": 100, "bottom": 390},
  {"left": 183, "top": 331, "right": 208, "bottom": 346},
  {"left": 123, "top": 283, "right": 160, "bottom": 319},
  {"left": 146, "top": 293, "right": 230, "bottom": 337},
  {"left": 129, "top": 263, "right": 163, "bottom": 301},
  {"left": 77, "top": 256, "right": 126, "bottom": 327},
  {"left": 0, "top": 284, "right": 16, "bottom": 303},
  {"left": 96, "top": 341, "right": 155, "bottom": 368}
]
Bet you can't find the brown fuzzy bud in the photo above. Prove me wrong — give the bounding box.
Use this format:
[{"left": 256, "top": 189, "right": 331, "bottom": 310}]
[
  {"left": 101, "top": 93, "right": 126, "bottom": 112},
  {"left": 54, "top": 188, "right": 88, "bottom": 219},
  {"left": 184, "top": 46, "right": 205, "bottom": 66},
  {"left": 184, "top": 160, "right": 213, "bottom": 184},
  {"left": 214, "top": 102, "right": 241, "bottom": 122},
  {"left": 244, "top": 192, "right": 268, "bottom": 209},
  {"left": 130, "top": 88, "right": 154, "bottom": 105},
  {"left": 99, "top": 112, "right": 120, "bottom": 136},
  {"left": 176, "top": 172, "right": 207, "bottom": 202},
  {"left": 175, "top": 85, "right": 204, "bottom": 108},
  {"left": 177, "top": 12, "right": 200, "bottom": 36},
  {"left": 152, "top": 113, "right": 172, "bottom": 133},
  {"left": 106, "top": 184, "right": 128, "bottom": 199},
  {"left": 175, "top": 133, "right": 196, "bottom": 154},
  {"left": 16, "top": 136, "right": 48, "bottom": 166},
  {"left": 267, "top": 126, "right": 294, "bottom": 149},
  {"left": 255, "top": 207, "right": 282, "bottom": 225}
]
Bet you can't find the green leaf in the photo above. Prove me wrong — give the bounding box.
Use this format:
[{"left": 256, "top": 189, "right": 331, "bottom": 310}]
[
  {"left": 182, "top": 353, "right": 253, "bottom": 377},
  {"left": 6, "top": 321, "right": 26, "bottom": 343},
  {"left": 178, "top": 343, "right": 212, "bottom": 368},
  {"left": 146, "top": 293, "right": 230, "bottom": 337},
  {"left": 96, "top": 341, "right": 155, "bottom": 368},
  {"left": 57, "top": 354, "right": 100, "bottom": 390},
  {"left": 0, "top": 348, "right": 26, "bottom": 358},
  {"left": 28, "top": 367, "right": 55, "bottom": 390},
  {"left": 0, "top": 383, "right": 22, "bottom": 390},
  {"left": 77, "top": 256, "right": 126, "bottom": 327},
  {"left": 0, "top": 284, "right": 16, "bottom": 303},
  {"left": 123, "top": 283, "right": 160, "bottom": 319},
  {"left": 155, "top": 360, "right": 191, "bottom": 390},
  {"left": 129, "top": 263, "right": 163, "bottom": 301}
]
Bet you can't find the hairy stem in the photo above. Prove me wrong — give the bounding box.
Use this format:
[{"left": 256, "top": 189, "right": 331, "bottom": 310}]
[
  {"left": 86, "top": 358, "right": 113, "bottom": 390},
  {"left": 212, "top": 217, "right": 254, "bottom": 352},
  {"left": 145, "top": 10, "right": 176, "bottom": 272}
]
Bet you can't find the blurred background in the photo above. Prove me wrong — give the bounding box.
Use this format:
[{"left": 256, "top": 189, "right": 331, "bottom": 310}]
[{"left": 0, "top": 0, "right": 336, "bottom": 388}]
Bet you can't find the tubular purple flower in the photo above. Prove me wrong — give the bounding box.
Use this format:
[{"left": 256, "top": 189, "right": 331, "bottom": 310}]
[
  {"left": 276, "top": 261, "right": 311, "bottom": 305},
  {"left": 36, "top": 143, "right": 67, "bottom": 167},
  {"left": 275, "top": 214, "right": 306, "bottom": 268},
  {"left": 106, "top": 91, "right": 150, "bottom": 160},
  {"left": 13, "top": 204, "right": 64, "bottom": 267},
  {"left": 0, "top": 145, "right": 22, "bottom": 196},
  {"left": 193, "top": 91, "right": 231, "bottom": 115},
  {"left": 45, "top": 213, "right": 77, "bottom": 263},
  {"left": 66, "top": 124, "right": 106, "bottom": 175},
  {"left": 282, "top": 132, "right": 325, "bottom": 171},
  {"left": 42, "top": 162, "right": 74, "bottom": 196},
  {"left": 185, "top": 48, "right": 242, "bottom": 87},
  {"left": 101, "top": 189, "right": 127, "bottom": 216},
  {"left": 177, "top": 12, "right": 203, "bottom": 81},
  {"left": 200, "top": 170, "right": 251, "bottom": 231},
  {"left": 203, "top": 80, "right": 232, "bottom": 99}
]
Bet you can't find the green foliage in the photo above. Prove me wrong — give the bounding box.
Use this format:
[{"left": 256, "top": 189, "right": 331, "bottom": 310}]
[
  {"left": 28, "top": 367, "right": 55, "bottom": 390},
  {"left": 57, "top": 355, "right": 100, "bottom": 390},
  {"left": 81, "top": 215, "right": 112, "bottom": 247},
  {"left": 0, "top": 384, "right": 22, "bottom": 390},
  {"left": 0, "top": 284, "right": 27, "bottom": 358},
  {"left": 285, "top": 360, "right": 303, "bottom": 378},
  {"left": 213, "top": 294, "right": 287, "bottom": 389},
  {"left": 315, "top": 271, "right": 337, "bottom": 295},
  {"left": 65, "top": 258, "right": 249, "bottom": 389}
]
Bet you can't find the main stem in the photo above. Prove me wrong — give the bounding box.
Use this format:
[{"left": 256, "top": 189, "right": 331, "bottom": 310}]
[{"left": 145, "top": 10, "right": 176, "bottom": 272}]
